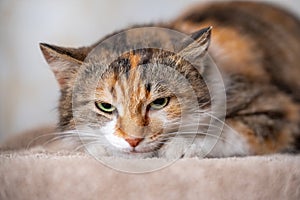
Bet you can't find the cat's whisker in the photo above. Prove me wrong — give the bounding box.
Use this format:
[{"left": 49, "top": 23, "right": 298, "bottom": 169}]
[
  {"left": 160, "top": 134, "right": 235, "bottom": 147},
  {"left": 198, "top": 101, "right": 211, "bottom": 107},
  {"left": 26, "top": 132, "right": 74, "bottom": 149},
  {"left": 39, "top": 130, "right": 102, "bottom": 147},
  {"left": 202, "top": 112, "right": 241, "bottom": 136},
  {"left": 168, "top": 132, "right": 227, "bottom": 142},
  {"left": 166, "top": 123, "right": 221, "bottom": 130},
  {"left": 162, "top": 127, "right": 230, "bottom": 141},
  {"left": 72, "top": 141, "right": 106, "bottom": 152},
  {"left": 176, "top": 131, "right": 246, "bottom": 153},
  {"left": 41, "top": 134, "right": 80, "bottom": 147}
]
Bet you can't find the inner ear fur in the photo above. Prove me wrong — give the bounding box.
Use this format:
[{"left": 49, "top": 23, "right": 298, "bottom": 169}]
[{"left": 39, "top": 43, "right": 92, "bottom": 87}]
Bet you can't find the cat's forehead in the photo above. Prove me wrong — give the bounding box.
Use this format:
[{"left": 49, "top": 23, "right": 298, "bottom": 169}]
[
  {"left": 113, "top": 49, "right": 160, "bottom": 70},
  {"left": 94, "top": 50, "right": 176, "bottom": 101},
  {"left": 98, "top": 49, "right": 161, "bottom": 84},
  {"left": 95, "top": 67, "right": 152, "bottom": 107}
]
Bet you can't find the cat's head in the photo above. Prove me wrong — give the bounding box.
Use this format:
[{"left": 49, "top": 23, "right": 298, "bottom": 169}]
[{"left": 40, "top": 27, "right": 212, "bottom": 157}]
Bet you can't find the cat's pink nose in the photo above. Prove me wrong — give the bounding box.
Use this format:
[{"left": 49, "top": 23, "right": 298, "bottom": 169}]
[{"left": 125, "top": 138, "right": 143, "bottom": 147}]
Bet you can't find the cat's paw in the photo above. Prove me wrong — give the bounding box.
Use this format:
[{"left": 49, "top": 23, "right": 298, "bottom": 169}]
[
  {"left": 182, "top": 143, "right": 200, "bottom": 158},
  {"left": 158, "top": 138, "right": 192, "bottom": 160},
  {"left": 84, "top": 144, "right": 109, "bottom": 157}
]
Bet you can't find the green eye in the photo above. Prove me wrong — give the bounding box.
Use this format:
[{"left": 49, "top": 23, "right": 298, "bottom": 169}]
[
  {"left": 95, "top": 102, "right": 116, "bottom": 113},
  {"left": 149, "top": 97, "right": 170, "bottom": 110}
]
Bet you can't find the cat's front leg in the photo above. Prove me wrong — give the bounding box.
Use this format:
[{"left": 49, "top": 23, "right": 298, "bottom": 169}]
[
  {"left": 84, "top": 143, "right": 110, "bottom": 157},
  {"left": 158, "top": 137, "right": 197, "bottom": 159}
]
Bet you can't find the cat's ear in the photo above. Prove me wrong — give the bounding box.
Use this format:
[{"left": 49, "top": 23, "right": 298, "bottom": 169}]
[
  {"left": 179, "top": 26, "right": 212, "bottom": 60},
  {"left": 39, "top": 43, "right": 89, "bottom": 87}
]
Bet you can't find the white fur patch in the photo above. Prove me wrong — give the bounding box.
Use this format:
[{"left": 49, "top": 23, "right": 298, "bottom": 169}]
[
  {"left": 101, "top": 118, "right": 131, "bottom": 149},
  {"left": 207, "top": 125, "right": 250, "bottom": 157},
  {"left": 159, "top": 121, "right": 250, "bottom": 158}
]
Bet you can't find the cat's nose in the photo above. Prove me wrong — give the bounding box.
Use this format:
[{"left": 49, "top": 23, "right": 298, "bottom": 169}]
[{"left": 125, "top": 138, "right": 144, "bottom": 147}]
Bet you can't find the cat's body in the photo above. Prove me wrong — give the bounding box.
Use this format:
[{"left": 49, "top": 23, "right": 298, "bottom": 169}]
[
  {"left": 15, "top": 1, "right": 300, "bottom": 158},
  {"left": 170, "top": 1, "right": 300, "bottom": 156}
]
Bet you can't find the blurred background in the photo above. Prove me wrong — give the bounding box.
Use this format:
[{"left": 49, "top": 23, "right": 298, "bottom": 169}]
[{"left": 0, "top": 0, "right": 299, "bottom": 141}]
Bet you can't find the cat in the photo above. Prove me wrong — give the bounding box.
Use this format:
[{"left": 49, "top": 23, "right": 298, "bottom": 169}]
[{"left": 23, "top": 1, "right": 300, "bottom": 158}]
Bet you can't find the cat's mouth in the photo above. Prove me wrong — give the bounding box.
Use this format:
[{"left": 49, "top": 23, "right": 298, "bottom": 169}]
[
  {"left": 123, "top": 138, "right": 167, "bottom": 154},
  {"left": 104, "top": 130, "right": 168, "bottom": 155}
]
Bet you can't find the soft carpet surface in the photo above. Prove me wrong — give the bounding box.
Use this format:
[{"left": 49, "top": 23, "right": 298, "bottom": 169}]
[{"left": 0, "top": 151, "right": 299, "bottom": 200}]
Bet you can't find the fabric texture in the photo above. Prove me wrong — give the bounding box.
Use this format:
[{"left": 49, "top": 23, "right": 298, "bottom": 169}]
[{"left": 0, "top": 150, "right": 299, "bottom": 200}]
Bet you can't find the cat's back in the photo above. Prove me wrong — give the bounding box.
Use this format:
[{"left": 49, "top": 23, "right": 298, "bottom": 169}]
[{"left": 171, "top": 1, "right": 300, "bottom": 101}]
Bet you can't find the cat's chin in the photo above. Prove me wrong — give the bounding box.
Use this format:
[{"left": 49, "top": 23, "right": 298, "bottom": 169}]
[{"left": 84, "top": 143, "right": 156, "bottom": 159}]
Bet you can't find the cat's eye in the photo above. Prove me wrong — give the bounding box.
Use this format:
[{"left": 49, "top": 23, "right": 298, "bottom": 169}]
[
  {"left": 95, "top": 102, "right": 116, "bottom": 114},
  {"left": 149, "top": 97, "right": 170, "bottom": 110}
]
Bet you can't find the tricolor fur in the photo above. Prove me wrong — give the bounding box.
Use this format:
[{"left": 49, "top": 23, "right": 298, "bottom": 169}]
[{"left": 39, "top": 1, "right": 300, "bottom": 158}]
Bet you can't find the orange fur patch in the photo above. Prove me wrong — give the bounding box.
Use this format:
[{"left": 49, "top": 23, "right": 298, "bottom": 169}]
[
  {"left": 173, "top": 20, "right": 268, "bottom": 80},
  {"left": 227, "top": 119, "right": 291, "bottom": 154},
  {"left": 165, "top": 98, "right": 181, "bottom": 119},
  {"left": 117, "top": 116, "right": 147, "bottom": 138},
  {"left": 115, "top": 128, "right": 127, "bottom": 138},
  {"left": 129, "top": 52, "right": 141, "bottom": 69}
]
